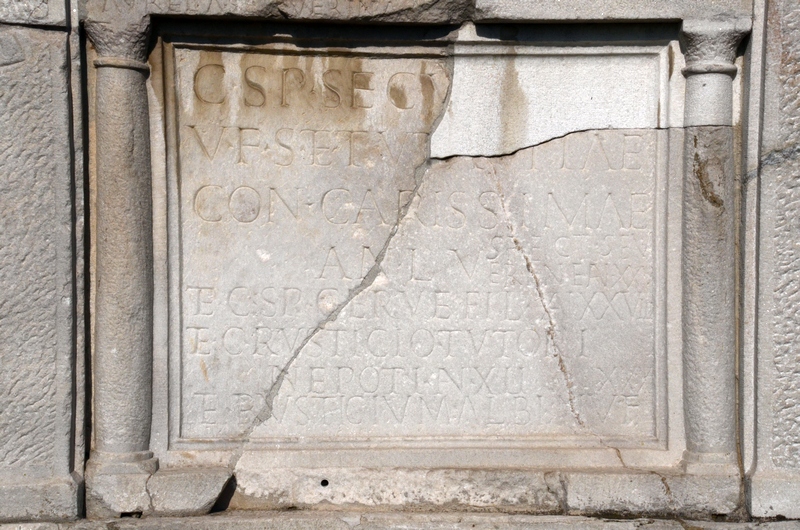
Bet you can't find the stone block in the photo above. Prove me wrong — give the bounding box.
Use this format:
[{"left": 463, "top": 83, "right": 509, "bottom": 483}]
[
  {"left": 0, "top": 0, "right": 65, "bottom": 26},
  {"left": 747, "top": 0, "right": 800, "bottom": 519},
  {"left": 148, "top": 468, "right": 232, "bottom": 516},
  {"left": 473, "top": 0, "right": 752, "bottom": 22},
  {"left": 231, "top": 465, "right": 562, "bottom": 511},
  {"left": 0, "top": 24, "right": 79, "bottom": 522},
  {"left": 136, "top": 24, "right": 719, "bottom": 515},
  {"left": 430, "top": 25, "right": 681, "bottom": 158},
  {"left": 86, "top": 0, "right": 472, "bottom": 23},
  {"left": 565, "top": 471, "right": 740, "bottom": 517},
  {"left": 85, "top": 472, "right": 151, "bottom": 519},
  {"left": 19, "top": 513, "right": 800, "bottom": 529}
]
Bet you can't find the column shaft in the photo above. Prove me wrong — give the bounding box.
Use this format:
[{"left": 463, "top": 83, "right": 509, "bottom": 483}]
[
  {"left": 682, "top": 125, "right": 737, "bottom": 462},
  {"left": 93, "top": 59, "right": 154, "bottom": 458}
]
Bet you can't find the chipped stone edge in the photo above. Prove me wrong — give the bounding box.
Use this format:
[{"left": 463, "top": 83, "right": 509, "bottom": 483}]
[{"left": 85, "top": 467, "right": 232, "bottom": 519}]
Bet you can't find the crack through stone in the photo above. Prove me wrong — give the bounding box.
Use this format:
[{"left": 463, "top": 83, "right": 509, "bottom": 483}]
[
  {"left": 228, "top": 158, "right": 433, "bottom": 470},
  {"left": 477, "top": 142, "right": 666, "bottom": 470},
  {"left": 480, "top": 158, "right": 586, "bottom": 430},
  {"left": 226, "top": 126, "right": 672, "bottom": 475}
]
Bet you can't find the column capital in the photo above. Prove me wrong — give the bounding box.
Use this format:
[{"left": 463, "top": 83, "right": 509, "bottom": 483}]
[
  {"left": 680, "top": 18, "right": 751, "bottom": 77},
  {"left": 680, "top": 18, "right": 751, "bottom": 127},
  {"left": 84, "top": 15, "right": 151, "bottom": 67}
]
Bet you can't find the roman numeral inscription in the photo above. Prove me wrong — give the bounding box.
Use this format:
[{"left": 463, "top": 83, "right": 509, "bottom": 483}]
[{"left": 172, "top": 47, "right": 666, "bottom": 446}]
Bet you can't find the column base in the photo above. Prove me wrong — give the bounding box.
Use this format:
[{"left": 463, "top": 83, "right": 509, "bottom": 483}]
[
  {"left": 85, "top": 451, "right": 159, "bottom": 519},
  {"left": 681, "top": 450, "right": 739, "bottom": 475}
]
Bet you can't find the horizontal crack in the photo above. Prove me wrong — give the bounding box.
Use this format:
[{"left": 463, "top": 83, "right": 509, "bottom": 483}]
[{"left": 432, "top": 126, "right": 668, "bottom": 162}]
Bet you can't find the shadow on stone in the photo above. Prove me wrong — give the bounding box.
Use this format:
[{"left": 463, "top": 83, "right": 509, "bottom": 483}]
[{"left": 209, "top": 475, "right": 237, "bottom": 513}]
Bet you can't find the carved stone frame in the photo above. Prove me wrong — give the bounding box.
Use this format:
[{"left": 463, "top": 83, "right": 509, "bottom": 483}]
[{"left": 83, "top": 11, "right": 751, "bottom": 519}]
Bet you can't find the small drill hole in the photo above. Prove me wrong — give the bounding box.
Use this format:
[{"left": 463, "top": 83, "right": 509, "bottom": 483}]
[{"left": 320, "top": 479, "right": 329, "bottom": 487}]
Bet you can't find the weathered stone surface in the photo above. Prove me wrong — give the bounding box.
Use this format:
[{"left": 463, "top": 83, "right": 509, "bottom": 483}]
[
  {"left": 84, "top": 7, "right": 159, "bottom": 520},
  {"left": 474, "top": 0, "right": 751, "bottom": 22},
  {"left": 86, "top": 0, "right": 472, "bottom": 23},
  {"left": 136, "top": 25, "right": 713, "bottom": 514},
  {"left": 245, "top": 129, "right": 670, "bottom": 445},
  {"left": 431, "top": 25, "right": 677, "bottom": 157},
  {"left": 159, "top": 30, "right": 680, "bottom": 451},
  {"left": 168, "top": 45, "right": 450, "bottom": 443},
  {"left": 86, "top": 472, "right": 151, "bottom": 519},
  {"left": 9, "top": 512, "right": 800, "bottom": 529},
  {"left": 0, "top": 0, "right": 65, "bottom": 26},
  {"left": 748, "top": 0, "right": 800, "bottom": 519},
  {"left": 231, "top": 466, "right": 563, "bottom": 511},
  {"left": 768, "top": 0, "right": 800, "bottom": 473},
  {"left": 72, "top": 4, "right": 765, "bottom": 521},
  {"left": 566, "top": 471, "right": 739, "bottom": 517},
  {"left": 86, "top": 0, "right": 751, "bottom": 23},
  {"left": 0, "top": 24, "right": 79, "bottom": 521}
]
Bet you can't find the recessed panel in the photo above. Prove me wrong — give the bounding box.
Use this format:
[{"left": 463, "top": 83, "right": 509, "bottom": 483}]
[{"left": 165, "top": 39, "right": 673, "bottom": 455}]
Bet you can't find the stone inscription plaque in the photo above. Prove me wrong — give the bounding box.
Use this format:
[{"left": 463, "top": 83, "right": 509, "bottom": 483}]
[{"left": 167, "top": 44, "right": 668, "bottom": 449}]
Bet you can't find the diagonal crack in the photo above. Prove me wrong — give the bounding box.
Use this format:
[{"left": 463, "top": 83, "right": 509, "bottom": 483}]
[
  {"left": 478, "top": 151, "right": 669, "bottom": 479},
  {"left": 479, "top": 153, "right": 668, "bottom": 477},
  {"left": 224, "top": 50, "right": 455, "bottom": 475},
  {"left": 479, "top": 159, "right": 585, "bottom": 430},
  {"left": 228, "top": 159, "right": 433, "bottom": 470}
]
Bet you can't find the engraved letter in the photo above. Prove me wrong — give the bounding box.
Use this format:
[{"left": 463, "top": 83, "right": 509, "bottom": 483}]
[
  {"left": 229, "top": 186, "right": 261, "bottom": 223},
  {"left": 194, "top": 64, "right": 225, "bottom": 104},
  {"left": 194, "top": 185, "right": 225, "bottom": 222},
  {"left": 321, "top": 188, "right": 351, "bottom": 225},
  {"left": 322, "top": 69, "right": 343, "bottom": 108},
  {"left": 243, "top": 66, "right": 267, "bottom": 107},
  {"left": 186, "top": 286, "right": 216, "bottom": 316},
  {"left": 281, "top": 67, "right": 306, "bottom": 107},
  {"left": 351, "top": 71, "right": 374, "bottom": 109},
  {"left": 387, "top": 72, "right": 416, "bottom": 110},
  {"left": 623, "top": 134, "right": 643, "bottom": 170},
  {"left": 274, "top": 128, "right": 294, "bottom": 167},
  {"left": 320, "top": 247, "right": 351, "bottom": 279}
]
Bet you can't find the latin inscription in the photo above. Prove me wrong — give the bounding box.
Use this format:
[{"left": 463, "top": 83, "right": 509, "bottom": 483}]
[
  {"left": 173, "top": 46, "right": 663, "bottom": 444},
  {"left": 243, "top": 131, "right": 659, "bottom": 441},
  {"left": 175, "top": 47, "right": 451, "bottom": 440}
]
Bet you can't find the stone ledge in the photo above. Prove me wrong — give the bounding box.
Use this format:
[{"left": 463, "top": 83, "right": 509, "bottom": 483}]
[{"left": 3, "top": 512, "right": 799, "bottom": 529}]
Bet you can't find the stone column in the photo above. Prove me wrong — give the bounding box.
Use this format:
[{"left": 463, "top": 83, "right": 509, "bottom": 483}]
[
  {"left": 680, "top": 19, "right": 749, "bottom": 474},
  {"left": 84, "top": 15, "right": 158, "bottom": 517}
]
